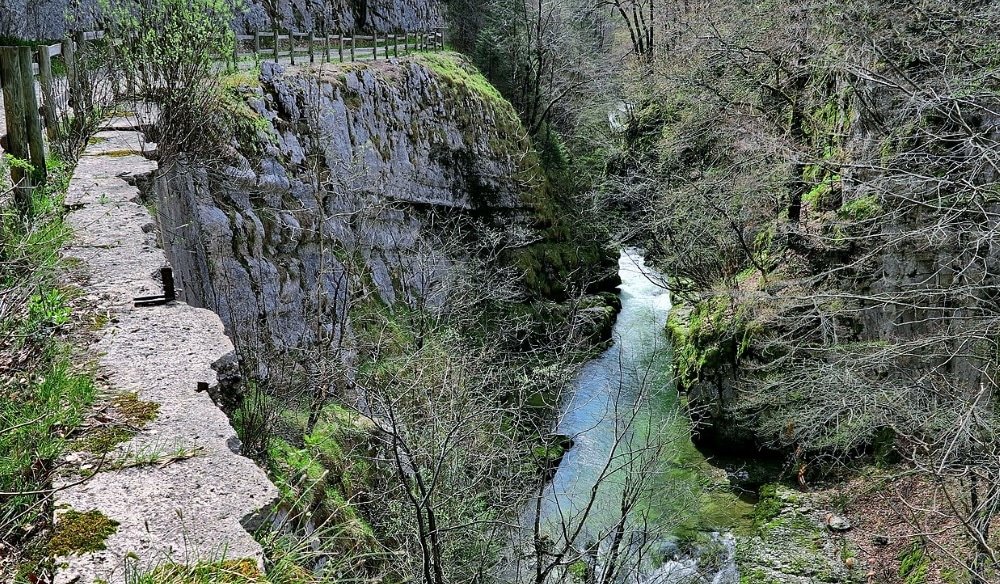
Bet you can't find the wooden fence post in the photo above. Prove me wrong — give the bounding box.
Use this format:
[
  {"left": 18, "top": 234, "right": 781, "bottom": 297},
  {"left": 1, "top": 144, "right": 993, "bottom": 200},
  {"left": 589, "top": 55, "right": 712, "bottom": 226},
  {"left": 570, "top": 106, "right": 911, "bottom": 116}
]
[
  {"left": 272, "top": 30, "right": 279, "bottom": 63},
  {"left": 61, "top": 36, "right": 76, "bottom": 103},
  {"left": 18, "top": 47, "right": 46, "bottom": 181},
  {"left": 350, "top": 35, "right": 355, "bottom": 61},
  {"left": 324, "top": 33, "right": 330, "bottom": 63},
  {"left": 0, "top": 47, "right": 32, "bottom": 206},
  {"left": 338, "top": 35, "right": 344, "bottom": 62},
  {"left": 72, "top": 31, "right": 92, "bottom": 113},
  {"left": 36, "top": 46, "right": 58, "bottom": 140}
]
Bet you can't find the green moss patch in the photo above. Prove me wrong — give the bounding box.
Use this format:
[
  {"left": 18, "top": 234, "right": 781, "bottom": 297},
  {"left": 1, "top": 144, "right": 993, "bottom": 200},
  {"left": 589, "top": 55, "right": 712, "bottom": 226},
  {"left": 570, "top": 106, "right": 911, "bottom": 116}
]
[
  {"left": 753, "top": 484, "right": 783, "bottom": 527},
  {"left": 838, "top": 195, "right": 882, "bottom": 221},
  {"left": 48, "top": 509, "right": 119, "bottom": 556},
  {"left": 73, "top": 426, "right": 136, "bottom": 454},
  {"left": 411, "top": 51, "right": 506, "bottom": 104},
  {"left": 667, "top": 294, "right": 760, "bottom": 391},
  {"left": 82, "top": 149, "right": 143, "bottom": 158},
  {"left": 112, "top": 392, "right": 160, "bottom": 425},
  {"left": 73, "top": 392, "right": 160, "bottom": 454}
]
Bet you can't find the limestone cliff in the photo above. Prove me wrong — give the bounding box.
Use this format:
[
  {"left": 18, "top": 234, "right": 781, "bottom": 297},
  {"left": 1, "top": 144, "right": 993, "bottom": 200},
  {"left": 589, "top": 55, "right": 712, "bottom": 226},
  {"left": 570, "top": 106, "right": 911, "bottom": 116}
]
[
  {"left": 151, "top": 53, "right": 615, "bottom": 389},
  {"left": 235, "top": 0, "right": 443, "bottom": 33},
  {"left": 1, "top": 0, "right": 439, "bottom": 40}
]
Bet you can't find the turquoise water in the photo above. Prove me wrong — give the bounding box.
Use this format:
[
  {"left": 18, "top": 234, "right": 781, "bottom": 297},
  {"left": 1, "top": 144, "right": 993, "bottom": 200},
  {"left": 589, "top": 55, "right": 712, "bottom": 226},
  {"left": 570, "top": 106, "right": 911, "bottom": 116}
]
[
  {"left": 525, "top": 249, "right": 745, "bottom": 583},
  {"left": 535, "top": 250, "right": 674, "bottom": 536}
]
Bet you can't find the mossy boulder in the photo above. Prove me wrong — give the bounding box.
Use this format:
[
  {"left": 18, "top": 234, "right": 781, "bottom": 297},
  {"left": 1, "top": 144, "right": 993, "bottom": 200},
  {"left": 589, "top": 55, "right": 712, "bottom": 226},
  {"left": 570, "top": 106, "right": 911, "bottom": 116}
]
[{"left": 735, "top": 486, "right": 861, "bottom": 583}]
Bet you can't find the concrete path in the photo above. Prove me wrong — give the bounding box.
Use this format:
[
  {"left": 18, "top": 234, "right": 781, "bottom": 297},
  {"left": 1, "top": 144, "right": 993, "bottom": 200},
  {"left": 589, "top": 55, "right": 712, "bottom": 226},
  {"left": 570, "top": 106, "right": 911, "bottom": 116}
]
[{"left": 54, "top": 122, "right": 278, "bottom": 584}]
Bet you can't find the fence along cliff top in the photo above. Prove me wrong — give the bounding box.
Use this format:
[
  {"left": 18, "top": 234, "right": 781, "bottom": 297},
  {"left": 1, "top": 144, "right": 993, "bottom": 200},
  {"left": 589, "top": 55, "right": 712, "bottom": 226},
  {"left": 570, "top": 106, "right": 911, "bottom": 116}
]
[{"left": 0, "top": 28, "right": 444, "bottom": 207}]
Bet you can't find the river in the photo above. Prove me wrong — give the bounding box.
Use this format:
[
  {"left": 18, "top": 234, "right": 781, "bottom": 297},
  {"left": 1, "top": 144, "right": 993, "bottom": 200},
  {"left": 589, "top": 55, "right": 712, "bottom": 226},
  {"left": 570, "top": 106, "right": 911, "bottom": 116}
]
[{"left": 526, "top": 249, "right": 741, "bottom": 583}]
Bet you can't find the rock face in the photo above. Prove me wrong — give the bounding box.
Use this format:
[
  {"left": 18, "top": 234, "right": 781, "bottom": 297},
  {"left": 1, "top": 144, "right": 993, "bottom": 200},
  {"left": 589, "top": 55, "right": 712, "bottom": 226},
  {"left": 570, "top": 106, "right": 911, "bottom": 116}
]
[
  {"left": 736, "top": 487, "right": 862, "bottom": 583},
  {"left": 1, "top": 0, "right": 438, "bottom": 40},
  {"left": 0, "top": 0, "right": 98, "bottom": 39},
  {"left": 151, "top": 54, "right": 612, "bottom": 383},
  {"left": 235, "top": 0, "right": 443, "bottom": 33}
]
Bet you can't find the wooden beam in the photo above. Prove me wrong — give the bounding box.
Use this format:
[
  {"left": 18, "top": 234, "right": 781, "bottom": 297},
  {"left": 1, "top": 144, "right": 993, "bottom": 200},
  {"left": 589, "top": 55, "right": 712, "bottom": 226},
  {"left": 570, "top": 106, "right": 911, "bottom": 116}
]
[
  {"left": 18, "top": 47, "right": 46, "bottom": 181},
  {"left": 36, "top": 46, "right": 58, "bottom": 140},
  {"left": 61, "top": 36, "right": 76, "bottom": 92},
  {"left": 0, "top": 47, "right": 32, "bottom": 208}
]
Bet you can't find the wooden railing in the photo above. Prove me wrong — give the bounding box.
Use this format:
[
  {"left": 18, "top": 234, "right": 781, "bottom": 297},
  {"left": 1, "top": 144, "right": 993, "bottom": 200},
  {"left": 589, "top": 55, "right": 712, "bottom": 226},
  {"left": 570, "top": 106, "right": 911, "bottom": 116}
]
[
  {"left": 0, "top": 31, "right": 102, "bottom": 194},
  {"left": 232, "top": 28, "right": 445, "bottom": 66},
  {"left": 0, "top": 27, "right": 445, "bottom": 194}
]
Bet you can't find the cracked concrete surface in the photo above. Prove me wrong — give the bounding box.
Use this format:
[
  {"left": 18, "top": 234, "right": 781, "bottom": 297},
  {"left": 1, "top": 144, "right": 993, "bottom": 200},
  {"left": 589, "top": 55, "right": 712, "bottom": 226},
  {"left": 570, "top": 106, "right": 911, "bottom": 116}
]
[{"left": 54, "top": 125, "right": 278, "bottom": 584}]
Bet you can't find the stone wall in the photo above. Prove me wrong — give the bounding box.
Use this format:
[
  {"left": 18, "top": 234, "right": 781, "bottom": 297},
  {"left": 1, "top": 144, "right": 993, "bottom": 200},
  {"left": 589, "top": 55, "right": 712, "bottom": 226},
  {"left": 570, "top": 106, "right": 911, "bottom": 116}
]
[{"left": 55, "top": 120, "right": 277, "bottom": 584}]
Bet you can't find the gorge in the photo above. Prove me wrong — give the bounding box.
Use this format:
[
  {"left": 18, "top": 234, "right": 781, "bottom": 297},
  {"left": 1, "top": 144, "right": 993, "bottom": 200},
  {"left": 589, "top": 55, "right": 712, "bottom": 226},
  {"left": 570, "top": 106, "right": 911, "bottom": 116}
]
[{"left": 2, "top": 0, "right": 999, "bottom": 583}]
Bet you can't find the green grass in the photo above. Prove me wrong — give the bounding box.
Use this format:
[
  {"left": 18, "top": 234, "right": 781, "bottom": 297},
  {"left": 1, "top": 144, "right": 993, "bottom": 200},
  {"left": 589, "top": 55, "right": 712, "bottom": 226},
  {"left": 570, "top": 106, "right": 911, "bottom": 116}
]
[
  {"left": 127, "top": 559, "right": 267, "bottom": 584},
  {"left": 0, "top": 155, "right": 97, "bottom": 574}
]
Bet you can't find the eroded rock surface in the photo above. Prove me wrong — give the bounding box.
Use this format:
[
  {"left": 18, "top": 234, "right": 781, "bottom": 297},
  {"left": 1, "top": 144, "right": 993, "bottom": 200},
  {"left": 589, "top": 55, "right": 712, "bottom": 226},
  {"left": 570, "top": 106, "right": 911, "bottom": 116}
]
[{"left": 235, "top": 0, "right": 443, "bottom": 33}]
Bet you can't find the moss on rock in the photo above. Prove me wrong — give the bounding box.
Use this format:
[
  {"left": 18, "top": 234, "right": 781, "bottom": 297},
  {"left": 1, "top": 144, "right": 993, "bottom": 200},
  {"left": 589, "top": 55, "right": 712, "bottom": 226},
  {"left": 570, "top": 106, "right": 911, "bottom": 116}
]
[
  {"left": 72, "top": 392, "right": 160, "bottom": 454},
  {"left": 735, "top": 486, "right": 861, "bottom": 583},
  {"left": 667, "top": 294, "right": 759, "bottom": 392},
  {"left": 49, "top": 509, "right": 119, "bottom": 557}
]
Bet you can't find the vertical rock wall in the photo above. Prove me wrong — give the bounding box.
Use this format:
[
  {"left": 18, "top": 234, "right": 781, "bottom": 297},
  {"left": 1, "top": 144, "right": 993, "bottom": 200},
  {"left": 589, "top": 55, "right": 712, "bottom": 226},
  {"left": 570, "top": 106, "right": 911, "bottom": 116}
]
[{"left": 151, "top": 55, "right": 594, "bottom": 381}]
